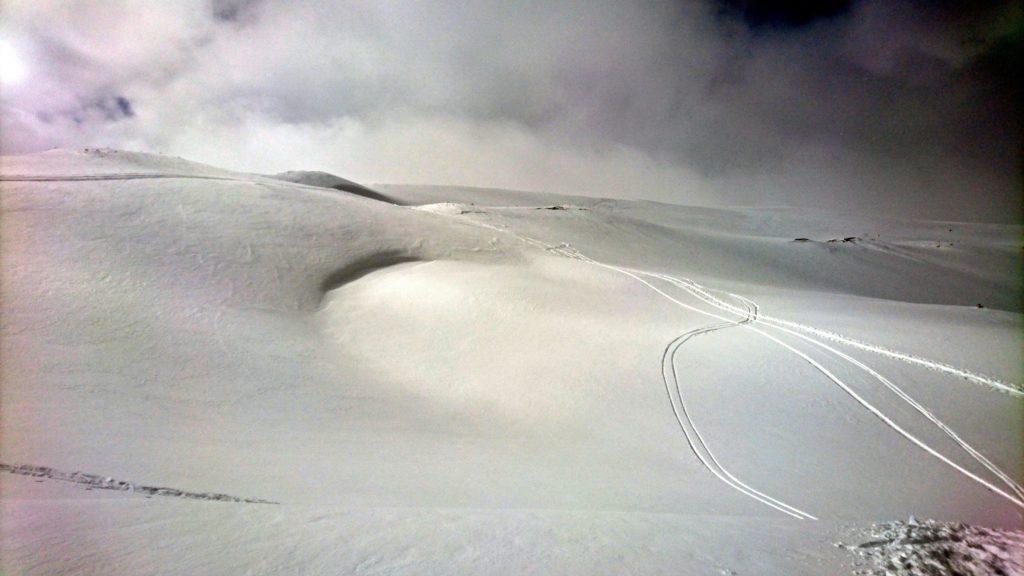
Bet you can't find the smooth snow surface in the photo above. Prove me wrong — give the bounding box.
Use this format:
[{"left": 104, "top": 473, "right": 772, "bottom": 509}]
[{"left": 2, "top": 149, "right": 1022, "bottom": 575}]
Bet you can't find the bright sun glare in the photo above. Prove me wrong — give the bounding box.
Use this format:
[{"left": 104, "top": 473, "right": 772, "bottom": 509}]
[{"left": 0, "top": 40, "right": 27, "bottom": 85}]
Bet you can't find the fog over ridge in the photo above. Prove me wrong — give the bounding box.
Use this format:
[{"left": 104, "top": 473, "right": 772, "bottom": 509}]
[{"left": 1, "top": 0, "right": 1019, "bottom": 221}]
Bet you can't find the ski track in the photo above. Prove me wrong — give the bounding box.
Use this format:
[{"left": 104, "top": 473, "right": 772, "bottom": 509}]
[
  {"left": 463, "top": 217, "right": 1022, "bottom": 397},
  {"left": 487, "top": 221, "right": 1024, "bottom": 513},
  {"left": 673, "top": 286, "right": 1023, "bottom": 397},
  {"left": 0, "top": 463, "right": 278, "bottom": 504},
  {"left": 551, "top": 245, "right": 1024, "bottom": 510},
  {"left": 652, "top": 273, "right": 1024, "bottom": 502},
  {"left": 661, "top": 297, "right": 818, "bottom": 519}
]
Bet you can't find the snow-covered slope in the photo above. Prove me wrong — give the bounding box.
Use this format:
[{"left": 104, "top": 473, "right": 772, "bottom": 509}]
[
  {"left": 2, "top": 150, "right": 1021, "bottom": 575},
  {"left": 0, "top": 147, "right": 246, "bottom": 178},
  {"left": 381, "top": 184, "right": 1023, "bottom": 313}
]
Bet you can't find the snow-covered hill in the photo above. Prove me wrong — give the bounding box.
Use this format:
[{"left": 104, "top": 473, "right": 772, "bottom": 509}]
[{"left": 2, "top": 149, "right": 1021, "bottom": 575}]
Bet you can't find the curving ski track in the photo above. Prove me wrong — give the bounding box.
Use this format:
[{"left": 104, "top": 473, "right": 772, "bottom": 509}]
[
  {"left": 540, "top": 243, "right": 1024, "bottom": 511},
  {"left": 639, "top": 270, "right": 1022, "bottom": 397},
  {"left": 661, "top": 296, "right": 818, "bottom": 519},
  {"left": 652, "top": 273, "right": 1024, "bottom": 502}
]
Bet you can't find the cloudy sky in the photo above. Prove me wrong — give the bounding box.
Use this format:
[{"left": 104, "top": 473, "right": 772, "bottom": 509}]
[{"left": 0, "top": 1, "right": 1019, "bottom": 221}]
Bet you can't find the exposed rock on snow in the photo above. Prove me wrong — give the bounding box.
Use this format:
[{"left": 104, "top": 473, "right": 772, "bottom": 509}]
[
  {"left": 842, "top": 518, "right": 1024, "bottom": 575},
  {"left": 534, "top": 205, "right": 587, "bottom": 211},
  {"left": 0, "top": 463, "right": 276, "bottom": 504}
]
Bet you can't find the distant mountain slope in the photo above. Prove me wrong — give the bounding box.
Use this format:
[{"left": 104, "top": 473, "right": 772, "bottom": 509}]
[
  {"left": 380, "top": 184, "right": 1024, "bottom": 313},
  {"left": 0, "top": 148, "right": 246, "bottom": 178}
]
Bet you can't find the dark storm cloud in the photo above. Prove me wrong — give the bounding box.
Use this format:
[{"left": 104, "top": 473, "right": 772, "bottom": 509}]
[
  {"left": 210, "top": 0, "right": 263, "bottom": 24},
  {"left": 0, "top": 0, "right": 1019, "bottom": 221},
  {"left": 115, "top": 96, "right": 134, "bottom": 118},
  {"left": 56, "top": 95, "right": 135, "bottom": 124},
  {"left": 717, "top": 0, "right": 853, "bottom": 27}
]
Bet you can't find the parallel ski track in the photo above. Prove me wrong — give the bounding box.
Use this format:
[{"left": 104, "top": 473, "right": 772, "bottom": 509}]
[
  {"left": 474, "top": 217, "right": 1021, "bottom": 398},
  {"left": 651, "top": 272, "right": 1024, "bottom": 502},
  {"left": 537, "top": 242, "right": 1024, "bottom": 511},
  {"left": 660, "top": 296, "right": 818, "bottom": 519},
  {"left": 450, "top": 217, "right": 1024, "bottom": 512},
  {"left": 659, "top": 279, "right": 1022, "bottom": 397}
]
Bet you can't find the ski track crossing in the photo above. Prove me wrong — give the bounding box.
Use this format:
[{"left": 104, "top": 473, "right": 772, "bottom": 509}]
[
  {"left": 661, "top": 297, "right": 818, "bottom": 520},
  {"left": 650, "top": 272, "right": 1024, "bottom": 504},
  {"left": 464, "top": 217, "right": 1024, "bottom": 517}
]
